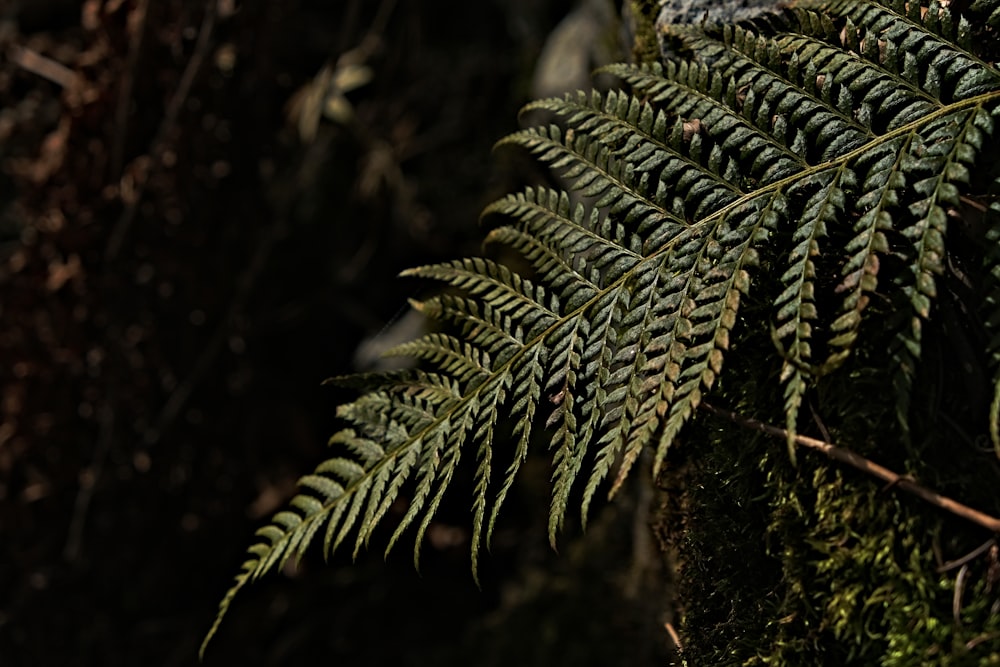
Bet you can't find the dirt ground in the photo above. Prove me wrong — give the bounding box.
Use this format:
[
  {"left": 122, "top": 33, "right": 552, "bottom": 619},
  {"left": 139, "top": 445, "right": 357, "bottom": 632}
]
[{"left": 0, "top": 1, "right": 672, "bottom": 665}]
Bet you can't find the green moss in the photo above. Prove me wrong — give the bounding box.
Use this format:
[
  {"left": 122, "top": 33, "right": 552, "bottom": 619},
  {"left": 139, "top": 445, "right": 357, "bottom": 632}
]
[
  {"left": 660, "top": 307, "right": 1000, "bottom": 665},
  {"left": 627, "top": 0, "right": 661, "bottom": 65}
]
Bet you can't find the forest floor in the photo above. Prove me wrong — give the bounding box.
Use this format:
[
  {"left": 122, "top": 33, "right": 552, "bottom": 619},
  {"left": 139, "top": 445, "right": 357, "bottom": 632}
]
[{"left": 0, "top": 1, "right": 672, "bottom": 665}]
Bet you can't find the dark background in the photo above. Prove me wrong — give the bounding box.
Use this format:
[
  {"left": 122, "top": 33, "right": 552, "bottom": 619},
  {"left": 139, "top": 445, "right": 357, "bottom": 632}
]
[{"left": 0, "top": 1, "right": 671, "bottom": 664}]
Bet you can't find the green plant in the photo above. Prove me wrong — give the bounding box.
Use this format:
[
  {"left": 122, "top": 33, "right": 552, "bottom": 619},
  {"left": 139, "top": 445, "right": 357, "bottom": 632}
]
[{"left": 204, "top": 1, "right": 1000, "bottom": 661}]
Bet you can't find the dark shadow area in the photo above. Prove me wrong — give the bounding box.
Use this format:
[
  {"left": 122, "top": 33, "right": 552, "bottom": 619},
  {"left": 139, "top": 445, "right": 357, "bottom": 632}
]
[{"left": 0, "top": 1, "right": 671, "bottom": 664}]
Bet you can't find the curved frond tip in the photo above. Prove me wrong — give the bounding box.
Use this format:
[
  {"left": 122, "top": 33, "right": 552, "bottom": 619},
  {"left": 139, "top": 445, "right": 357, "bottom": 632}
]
[{"left": 203, "top": 2, "right": 1000, "bottom": 654}]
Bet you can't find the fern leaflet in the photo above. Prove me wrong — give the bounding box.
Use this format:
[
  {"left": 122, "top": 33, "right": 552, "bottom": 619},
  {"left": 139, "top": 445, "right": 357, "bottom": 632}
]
[{"left": 202, "top": 1, "right": 1000, "bottom": 654}]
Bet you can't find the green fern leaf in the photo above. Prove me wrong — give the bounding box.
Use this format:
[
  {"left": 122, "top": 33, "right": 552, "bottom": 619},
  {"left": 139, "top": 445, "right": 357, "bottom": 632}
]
[{"left": 202, "top": 1, "right": 1000, "bottom": 655}]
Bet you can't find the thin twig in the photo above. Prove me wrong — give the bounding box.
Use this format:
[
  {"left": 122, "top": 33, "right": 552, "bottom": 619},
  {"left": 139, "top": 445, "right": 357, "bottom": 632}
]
[
  {"left": 8, "top": 45, "right": 79, "bottom": 88},
  {"left": 700, "top": 402, "right": 1000, "bottom": 534},
  {"left": 664, "top": 621, "right": 683, "bottom": 653},
  {"left": 369, "top": 0, "right": 399, "bottom": 41},
  {"left": 967, "top": 631, "right": 1000, "bottom": 651},
  {"left": 938, "top": 537, "right": 998, "bottom": 573},
  {"left": 161, "top": 2, "right": 217, "bottom": 133},
  {"left": 110, "top": 0, "right": 151, "bottom": 180},
  {"left": 105, "top": 0, "right": 218, "bottom": 261},
  {"left": 142, "top": 220, "right": 278, "bottom": 447},
  {"left": 953, "top": 564, "right": 969, "bottom": 626},
  {"left": 64, "top": 399, "right": 115, "bottom": 561},
  {"left": 808, "top": 400, "right": 831, "bottom": 443},
  {"left": 336, "top": 0, "right": 364, "bottom": 53},
  {"left": 71, "top": 1, "right": 217, "bottom": 554}
]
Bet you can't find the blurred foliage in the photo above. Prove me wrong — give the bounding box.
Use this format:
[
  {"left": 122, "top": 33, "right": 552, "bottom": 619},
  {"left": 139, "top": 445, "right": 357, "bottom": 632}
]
[{"left": 0, "top": 0, "right": 672, "bottom": 664}]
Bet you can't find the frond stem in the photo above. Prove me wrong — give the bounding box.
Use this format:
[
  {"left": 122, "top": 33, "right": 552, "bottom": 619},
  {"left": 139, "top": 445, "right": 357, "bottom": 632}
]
[{"left": 690, "top": 91, "right": 1000, "bottom": 240}]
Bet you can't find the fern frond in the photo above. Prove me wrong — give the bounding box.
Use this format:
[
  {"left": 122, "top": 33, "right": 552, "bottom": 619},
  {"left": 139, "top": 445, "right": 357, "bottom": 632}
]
[
  {"left": 383, "top": 334, "right": 492, "bottom": 387},
  {"left": 203, "top": 2, "right": 1000, "bottom": 655}
]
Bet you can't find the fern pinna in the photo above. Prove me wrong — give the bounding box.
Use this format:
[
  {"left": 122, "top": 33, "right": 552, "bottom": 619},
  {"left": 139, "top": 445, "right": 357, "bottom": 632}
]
[{"left": 204, "top": 0, "right": 1000, "bottom": 653}]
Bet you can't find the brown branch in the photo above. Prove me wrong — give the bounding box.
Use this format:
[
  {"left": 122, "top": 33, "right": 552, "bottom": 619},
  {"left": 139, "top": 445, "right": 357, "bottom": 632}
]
[
  {"left": 8, "top": 45, "right": 79, "bottom": 88},
  {"left": 700, "top": 402, "right": 1000, "bottom": 534},
  {"left": 937, "top": 537, "right": 998, "bottom": 573}
]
